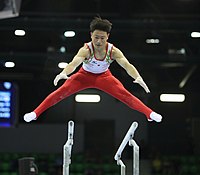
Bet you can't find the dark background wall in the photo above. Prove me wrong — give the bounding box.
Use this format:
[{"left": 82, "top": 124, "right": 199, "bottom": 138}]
[
  {"left": 1, "top": 77, "right": 198, "bottom": 157},
  {"left": 0, "top": 0, "right": 200, "bottom": 159}
]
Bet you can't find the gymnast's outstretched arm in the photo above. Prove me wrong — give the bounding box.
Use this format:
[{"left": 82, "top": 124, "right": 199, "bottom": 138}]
[
  {"left": 112, "top": 46, "right": 150, "bottom": 93},
  {"left": 54, "top": 45, "right": 89, "bottom": 86}
]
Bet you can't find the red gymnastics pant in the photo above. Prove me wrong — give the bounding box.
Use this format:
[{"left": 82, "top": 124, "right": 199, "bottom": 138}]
[{"left": 34, "top": 68, "right": 153, "bottom": 119}]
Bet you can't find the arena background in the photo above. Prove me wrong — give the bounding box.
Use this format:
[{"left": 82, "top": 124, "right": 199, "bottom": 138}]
[{"left": 0, "top": 0, "right": 200, "bottom": 175}]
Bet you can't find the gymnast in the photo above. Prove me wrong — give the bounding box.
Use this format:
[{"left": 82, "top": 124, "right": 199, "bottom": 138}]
[{"left": 24, "top": 17, "right": 162, "bottom": 123}]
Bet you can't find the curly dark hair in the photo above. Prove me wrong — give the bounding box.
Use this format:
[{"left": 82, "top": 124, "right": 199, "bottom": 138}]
[{"left": 90, "top": 17, "right": 112, "bottom": 33}]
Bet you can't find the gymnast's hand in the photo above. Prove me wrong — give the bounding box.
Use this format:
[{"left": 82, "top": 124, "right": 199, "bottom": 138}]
[
  {"left": 133, "top": 77, "right": 150, "bottom": 93},
  {"left": 54, "top": 73, "right": 70, "bottom": 86}
]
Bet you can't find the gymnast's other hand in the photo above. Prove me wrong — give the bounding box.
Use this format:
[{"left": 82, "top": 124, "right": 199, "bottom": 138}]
[
  {"left": 54, "top": 73, "right": 70, "bottom": 86},
  {"left": 133, "top": 77, "right": 150, "bottom": 93}
]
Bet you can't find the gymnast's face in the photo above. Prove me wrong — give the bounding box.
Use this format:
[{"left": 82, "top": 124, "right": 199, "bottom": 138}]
[{"left": 91, "top": 30, "right": 109, "bottom": 49}]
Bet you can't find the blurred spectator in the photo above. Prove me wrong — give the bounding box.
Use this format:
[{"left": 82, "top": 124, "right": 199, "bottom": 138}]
[{"left": 151, "top": 153, "right": 162, "bottom": 174}]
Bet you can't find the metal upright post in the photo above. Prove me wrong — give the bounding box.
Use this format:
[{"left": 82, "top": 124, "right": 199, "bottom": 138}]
[
  {"left": 117, "top": 159, "right": 126, "bottom": 175},
  {"left": 63, "top": 120, "right": 74, "bottom": 175},
  {"left": 129, "top": 139, "right": 139, "bottom": 175}
]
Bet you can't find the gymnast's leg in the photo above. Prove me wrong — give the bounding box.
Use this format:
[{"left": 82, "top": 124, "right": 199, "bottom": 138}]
[
  {"left": 23, "top": 71, "right": 92, "bottom": 122},
  {"left": 95, "top": 71, "right": 162, "bottom": 122}
]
